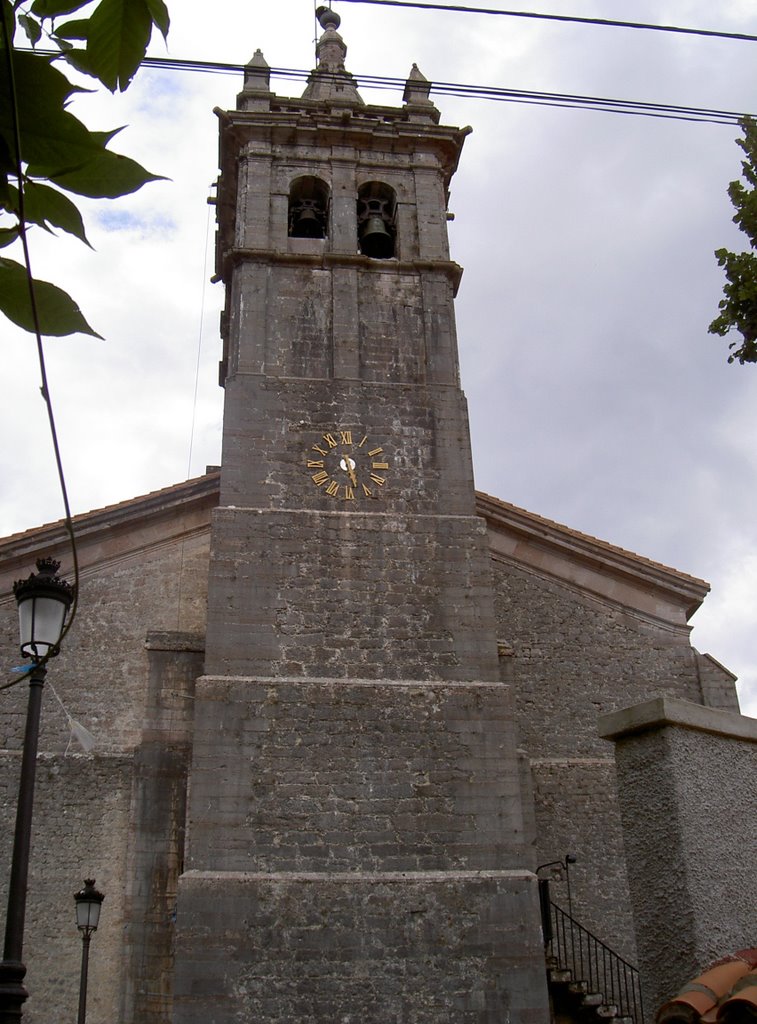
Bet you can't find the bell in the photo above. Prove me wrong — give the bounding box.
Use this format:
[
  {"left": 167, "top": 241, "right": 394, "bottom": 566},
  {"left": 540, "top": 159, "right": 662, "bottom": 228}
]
[
  {"left": 359, "top": 215, "right": 394, "bottom": 258},
  {"left": 291, "top": 206, "right": 323, "bottom": 239}
]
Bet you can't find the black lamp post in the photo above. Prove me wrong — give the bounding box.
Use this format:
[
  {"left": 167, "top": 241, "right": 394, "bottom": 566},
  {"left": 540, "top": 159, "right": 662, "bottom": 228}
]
[
  {"left": 0, "top": 559, "right": 73, "bottom": 1023},
  {"left": 73, "top": 879, "right": 104, "bottom": 1024}
]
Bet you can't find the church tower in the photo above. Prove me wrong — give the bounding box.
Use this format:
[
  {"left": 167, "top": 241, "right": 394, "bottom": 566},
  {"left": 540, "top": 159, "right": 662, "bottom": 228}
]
[{"left": 173, "top": 11, "right": 549, "bottom": 1021}]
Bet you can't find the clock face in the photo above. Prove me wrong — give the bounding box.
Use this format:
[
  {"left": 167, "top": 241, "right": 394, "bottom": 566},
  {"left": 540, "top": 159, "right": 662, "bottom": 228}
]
[{"left": 306, "top": 429, "right": 390, "bottom": 501}]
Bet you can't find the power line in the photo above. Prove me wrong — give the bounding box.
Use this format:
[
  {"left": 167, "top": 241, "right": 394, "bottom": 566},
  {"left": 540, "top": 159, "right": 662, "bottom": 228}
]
[
  {"left": 332, "top": 0, "right": 757, "bottom": 45},
  {"left": 132, "top": 55, "right": 751, "bottom": 126}
]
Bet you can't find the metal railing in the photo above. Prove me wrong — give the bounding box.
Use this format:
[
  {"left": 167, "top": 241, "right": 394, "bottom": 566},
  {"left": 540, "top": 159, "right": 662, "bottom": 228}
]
[{"left": 540, "top": 881, "right": 645, "bottom": 1024}]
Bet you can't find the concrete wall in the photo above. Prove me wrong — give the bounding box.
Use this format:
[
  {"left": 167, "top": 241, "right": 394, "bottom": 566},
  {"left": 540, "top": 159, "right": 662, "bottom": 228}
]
[{"left": 599, "top": 698, "right": 757, "bottom": 1016}]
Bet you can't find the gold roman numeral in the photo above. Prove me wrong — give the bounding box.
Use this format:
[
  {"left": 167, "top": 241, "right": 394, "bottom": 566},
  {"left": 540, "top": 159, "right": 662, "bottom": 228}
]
[
  {"left": 312, "top": 444, "right": 328, "bottom": 457},
  {"left": 325, "top": 480, "right": 340, "bottom": 496},
  {"left": 368, "top": 447, "right": 383, "bottom": 457},
  {"left": 323, "top": 433, "right": 338, "bottom": 448},
  {"left": 358, "top": 435, "right": 368, "bottom": 448},
  {"left": 340, "top": 430, "right": 352, "bottom": 445},
  {"left": 312, "top": 471, "right": 329, "bottom": 486},
  {"left": 370, "top": 474, "right": 385, "bottom": 486},
  {"left": 362, "top": 483, "right": 373, "bottom": 497},
  {"left": 372, "top": 462, "right": 389, "bottom": 470},
  {"left": 344, "top": 485, "right": 355, "bottom": 500},
  {"left": 307, "top": 459, "right": 325, "bottom": 469}
]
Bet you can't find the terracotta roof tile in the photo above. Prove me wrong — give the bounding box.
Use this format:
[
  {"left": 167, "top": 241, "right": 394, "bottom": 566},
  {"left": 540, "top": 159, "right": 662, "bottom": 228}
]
[{"left": 657, "top": 950, "right": 757, "bottom": 1024}]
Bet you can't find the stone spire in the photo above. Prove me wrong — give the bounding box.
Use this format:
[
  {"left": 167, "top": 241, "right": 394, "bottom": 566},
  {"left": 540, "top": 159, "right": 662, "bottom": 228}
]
[
  {"left": 237, "top": 48, "right": 274, "bottom": 109},
  {"left": 301, "top": 6, "right": 364, "bottom": 105},
  {"left": 402, "top": 62, "right": 440, "bottom": 123}
]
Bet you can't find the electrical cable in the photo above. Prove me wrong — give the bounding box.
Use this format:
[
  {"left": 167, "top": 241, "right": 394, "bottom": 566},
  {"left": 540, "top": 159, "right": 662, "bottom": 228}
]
[
  {"left": 130, "top": 55, "right": 752, "bottom": 126},
  {"left": 332, "top": 0, "right": 757, "bottom": 45},
  {"left": 25, "top": 49, "right": 752, "bottom": 125}
]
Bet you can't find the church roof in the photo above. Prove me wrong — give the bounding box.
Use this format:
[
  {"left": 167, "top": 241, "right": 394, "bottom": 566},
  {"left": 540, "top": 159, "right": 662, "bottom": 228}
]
[
  {"left": 478, "top": 490, "right": 709, "bottom": 626},
  {"left": 0, "top": 471, "right": 708, "bottom": 632}
]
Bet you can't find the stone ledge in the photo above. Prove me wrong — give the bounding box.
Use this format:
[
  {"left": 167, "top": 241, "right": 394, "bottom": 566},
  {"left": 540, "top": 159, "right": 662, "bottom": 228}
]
[
  {"left": 195, "top": 674, "right": 508, "bottom": 691},
  {"left": 598, "top": 697, "right": 757, "bottom": 743},
  {"left": 180, "top": 868, "right": 536, "bottom": 883},
  {"left": 145, "top": 630, "right": 205, "bottom": 653}
]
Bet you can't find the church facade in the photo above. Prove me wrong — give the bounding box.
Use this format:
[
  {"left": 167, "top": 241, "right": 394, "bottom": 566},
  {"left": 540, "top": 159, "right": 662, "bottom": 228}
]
[{"left": 0, "top": 10, "right": 750, "bottom": 1024}]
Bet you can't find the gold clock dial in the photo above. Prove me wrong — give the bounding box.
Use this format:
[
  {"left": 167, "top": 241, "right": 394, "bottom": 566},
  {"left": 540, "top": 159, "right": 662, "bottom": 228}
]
[{"left": 306, "top": 429, "right": 390, "bottom": 500}]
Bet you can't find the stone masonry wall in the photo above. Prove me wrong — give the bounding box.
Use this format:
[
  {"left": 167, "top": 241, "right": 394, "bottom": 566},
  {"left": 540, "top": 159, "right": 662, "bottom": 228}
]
[
  {"left": 0, "top": 529, "right": 209, "bottom": 753},
  {"left": 0, "top": 752, "right": 132, "bottom": 1024},
  {"left": 205, "top": 508, "right": 500, "bottom": 681},
  {"left": 186, "top": 676, "right": 530, "bottom": 874},
  {"left": 174, "top": 870, "right": 549, "bottom": 1024},
  {"left": 0, "top": 529, "right": 210, "bottom": 1024},
  {"left": 489, "top": 554, "right": 713, "bottom": 962},
  {"left": 219, "top": 376, "right": 476, "bottom": 518}
]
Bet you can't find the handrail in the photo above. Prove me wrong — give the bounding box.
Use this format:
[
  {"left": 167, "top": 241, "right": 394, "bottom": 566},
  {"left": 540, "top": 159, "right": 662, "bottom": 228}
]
[{"left": 541, "top": 888, "right": 645, "bottom": 1024}]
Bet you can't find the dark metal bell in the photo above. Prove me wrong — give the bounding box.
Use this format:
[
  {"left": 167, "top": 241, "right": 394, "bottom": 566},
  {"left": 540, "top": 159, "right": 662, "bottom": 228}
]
[
  {"left": 291, "top": 206, "right": 323, "bottom": 239},
  {"left": 359, "top": 215, "right": 394, "bottom": 258}
]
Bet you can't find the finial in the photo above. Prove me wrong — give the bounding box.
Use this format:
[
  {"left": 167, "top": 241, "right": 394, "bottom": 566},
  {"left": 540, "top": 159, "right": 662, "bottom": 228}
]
[
  {"left": 302, "top": 4, "right": 363, "bottom": 105},
  {"left": 316, "top": 6, "right": 341, "bottom": 31},
  {"left": 403, "top": 63, "right": 439, "bottom": 122}
]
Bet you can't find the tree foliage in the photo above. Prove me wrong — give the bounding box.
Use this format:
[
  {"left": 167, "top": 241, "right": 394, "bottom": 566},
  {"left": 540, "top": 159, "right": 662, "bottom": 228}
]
[
  {"left": 709, "top": 116, "right": 757, "bottom": 364},
  {"left": 0, "top": 0, "right": 169, "bottom": 337}
]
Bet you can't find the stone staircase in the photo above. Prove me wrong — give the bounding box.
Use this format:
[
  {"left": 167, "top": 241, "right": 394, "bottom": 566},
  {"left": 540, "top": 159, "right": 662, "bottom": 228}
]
[
  {"left": 547, "top": 955, "right": 637, "bottom": 1024},
  {"left": 540, "top": 884, "right": 644, "bottom": 1024}
]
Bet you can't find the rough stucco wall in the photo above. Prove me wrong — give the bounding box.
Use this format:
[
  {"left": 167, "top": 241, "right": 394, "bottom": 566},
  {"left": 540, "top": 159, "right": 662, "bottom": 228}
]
[
  {"left": 489, "top": 556, "right": 710, "bottom": 962},
  {"left": 608, "top": 718, "right": 757, "bottom": 1015}
]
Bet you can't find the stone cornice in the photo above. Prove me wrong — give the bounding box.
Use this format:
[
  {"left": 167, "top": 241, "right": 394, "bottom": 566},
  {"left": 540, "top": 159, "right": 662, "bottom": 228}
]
[
  {"left": 220, "top": 248, "right": 464, "bottom": 291},
  {"left": 598, "top": 697, "right": 757, "bottom": 741},
  {"left": 477, "top": 490, "right": 709, "bottom": 630},
  {"left": 0, "top": 471, "right": 220, "bottom": 600}
]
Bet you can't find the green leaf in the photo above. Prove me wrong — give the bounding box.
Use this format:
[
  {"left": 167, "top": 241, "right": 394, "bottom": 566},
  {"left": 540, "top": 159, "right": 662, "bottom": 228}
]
[
  {"left": 0, "top": 226, "right": 19, "bottom": 248},
  {"left": 0, "top": 256, "right": 102, "bottom": 337},
  {"left": 6, "top": 107, "right": 106, "bottom": 181},
  {"left": 53, "top": 17, "right": 90, "bottom": 40},
  {"left": 144, "top": 0, "right": 169, "bottom": 40},
  {"left": 0, "top": 52, "right": 101, "bottom": 178},
  {"left": 59, "top": 47, "right": 102, "bottom": 81},
  {"left": 0, "top": 51, "right": 81, "bottom": 122},
  {"left": 18, "top": 14, "right": 43, "bottom": 46},
  {"left": 8, "top": 180, "right": 91, "bottom": 245},
  {"left": 85, "top": 0, "right": 153, "bottom": 92},
  {"left": 30, "top": 0, "right": 92, "bottom": 16},
  {"left": 49, "top": 146, "right": 165, "bottom": 198}
]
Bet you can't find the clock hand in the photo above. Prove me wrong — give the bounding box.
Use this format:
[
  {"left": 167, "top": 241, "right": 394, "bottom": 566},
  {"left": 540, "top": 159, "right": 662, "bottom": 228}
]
[{"left": 341, "top": 454, "right": 357, "bottom": 487}]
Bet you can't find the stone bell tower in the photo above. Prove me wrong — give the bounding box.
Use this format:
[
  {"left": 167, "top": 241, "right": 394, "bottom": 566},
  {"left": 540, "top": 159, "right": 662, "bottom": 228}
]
[{"left": 173, "top": 10, "right": 549, "bottom": 1021}]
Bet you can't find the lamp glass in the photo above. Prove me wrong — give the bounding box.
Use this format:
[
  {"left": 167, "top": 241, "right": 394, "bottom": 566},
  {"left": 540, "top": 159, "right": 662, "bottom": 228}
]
[
  {"left": 75, "top": 897, "right": 102, "bottom": 932},
  {"left": 18, "top": 593, "right": 67, "bottom": 659}
]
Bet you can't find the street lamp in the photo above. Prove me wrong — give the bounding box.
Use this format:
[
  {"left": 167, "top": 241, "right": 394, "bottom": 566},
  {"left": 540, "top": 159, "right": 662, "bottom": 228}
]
[
  {"left": 74, "top": 880, "right": 104, "bottom": 1024},
  {"left": 0, "top": 558, "right": 73, "bottom": 1023}
]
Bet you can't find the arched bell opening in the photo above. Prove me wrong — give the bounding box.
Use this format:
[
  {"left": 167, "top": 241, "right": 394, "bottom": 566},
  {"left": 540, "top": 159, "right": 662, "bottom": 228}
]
[
  {"left": 288, "top": 176, "right": 330, "bottom": 239},
  {"left": 357, "top": 182, "right": 397, "bottom": 259}
]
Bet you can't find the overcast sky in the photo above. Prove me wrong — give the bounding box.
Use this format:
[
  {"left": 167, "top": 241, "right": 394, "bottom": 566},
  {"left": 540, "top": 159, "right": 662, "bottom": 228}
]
[{"left": 3, "top": 0, "right": 757, "bottom": 714}]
